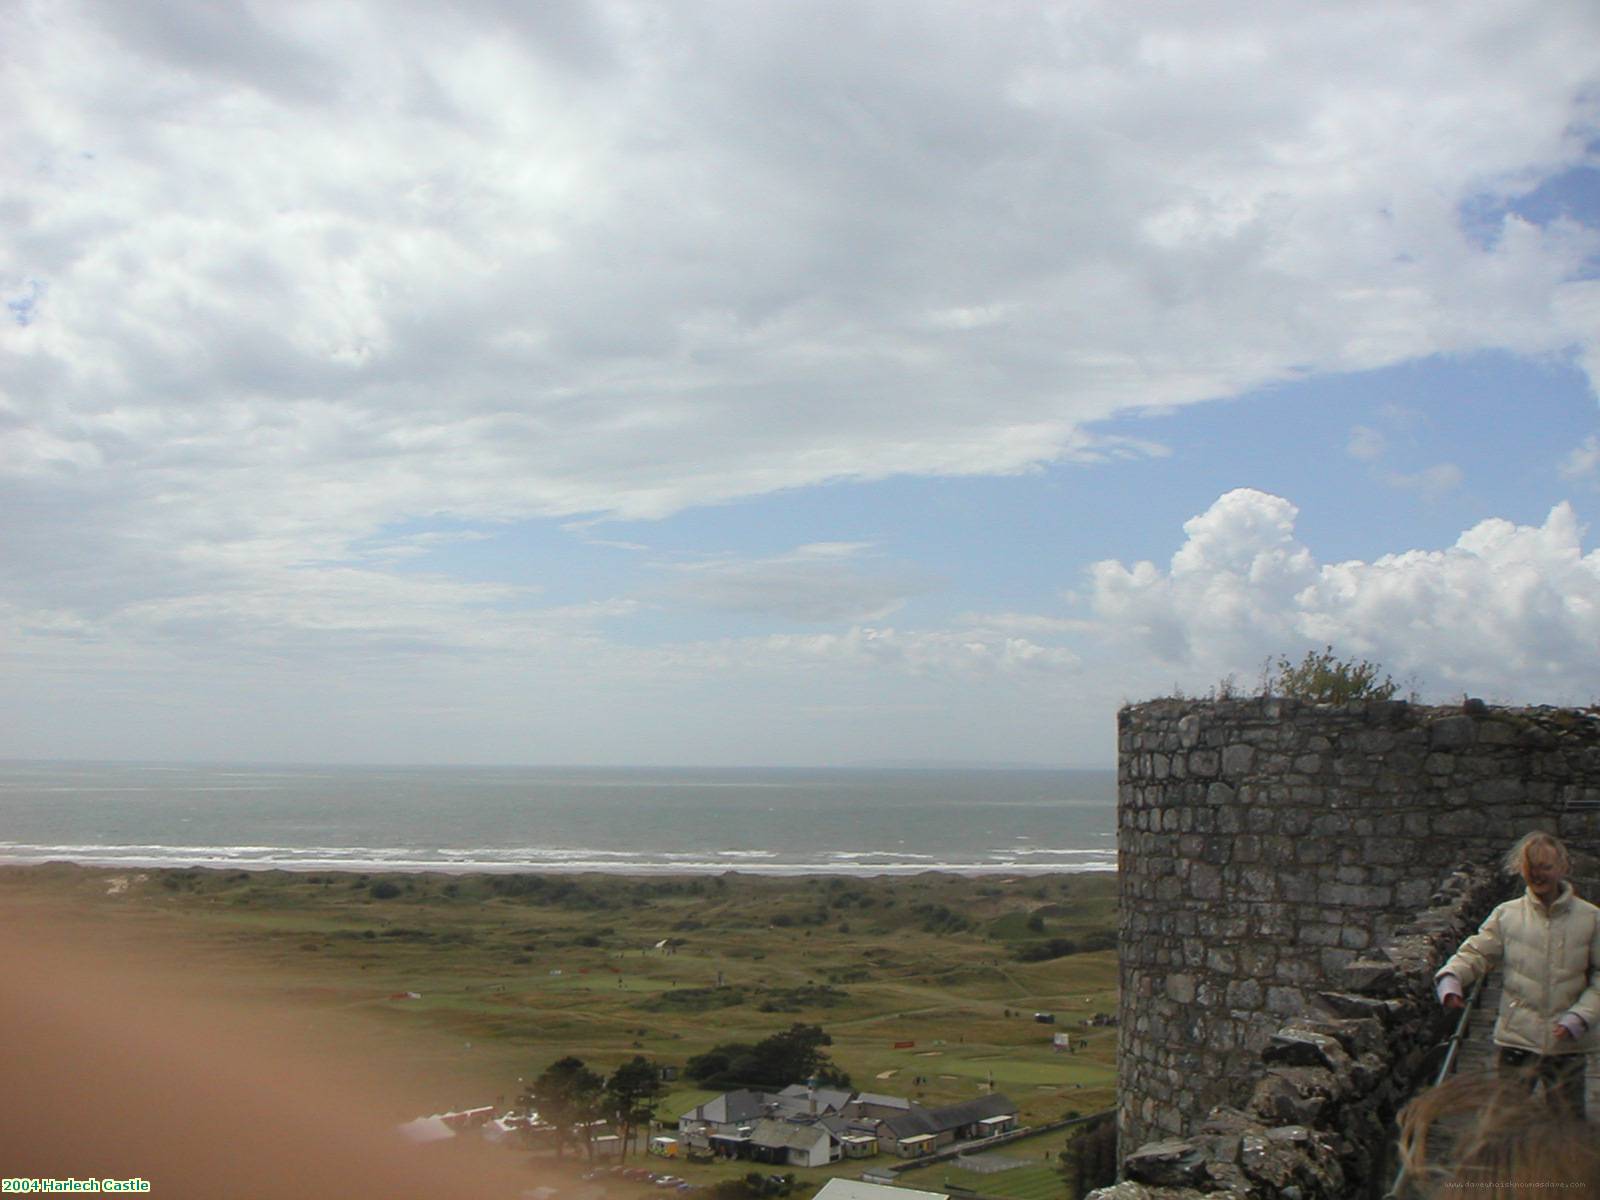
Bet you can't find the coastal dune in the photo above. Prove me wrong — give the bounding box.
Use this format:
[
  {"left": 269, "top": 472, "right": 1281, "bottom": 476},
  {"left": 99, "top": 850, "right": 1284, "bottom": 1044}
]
[{"left": 0, "top": 864, "right": 1120, "bottom": 1196}]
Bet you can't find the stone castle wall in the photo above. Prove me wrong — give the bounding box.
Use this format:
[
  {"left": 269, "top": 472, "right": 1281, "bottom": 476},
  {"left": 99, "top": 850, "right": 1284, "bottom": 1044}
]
[
  {"left": 1116, "top": 697, "right": 1600, "bottom": 1150},
  {"left": 1091, "top": 862, "right": 1504, "bottom": 1200}
]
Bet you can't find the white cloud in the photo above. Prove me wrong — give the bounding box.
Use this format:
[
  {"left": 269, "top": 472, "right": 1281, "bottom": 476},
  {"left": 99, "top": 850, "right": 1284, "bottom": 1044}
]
[
  {"left": 1088, "top": 489, "right": 1600, "bottom": 702},
  {"left": 2, "top": 2, "right": 1600, "bottom": 763},
  {"left": 1347, "top": 425, "right": 1387, "bottom": 462},
  {"left": 957, "top": 612, "right": 1101, "bottom": 637},
  {"left": 1346, "top": 417, "right": 1462, "bottom": 496},
  {"left": 1383, "top": 462, "right": 1464, "bottom": 498},
  {"left": 356, "top": 529, "right": 496, "bottom": 563},
  {"left": 1561, "top": 434, "right": 1600, "bottom": 482},
  {"left": 1089, "top": 489, "right": 1315, "bottom": 665},
  {"left": 2, "top": 2, "right": 1598, "bottom": 594},
  {"left": 685, "top": 625, "right": 1081, "bottom": 679},
  {"left": 664, "top": 543, "right": 931, "bottom": 623}
]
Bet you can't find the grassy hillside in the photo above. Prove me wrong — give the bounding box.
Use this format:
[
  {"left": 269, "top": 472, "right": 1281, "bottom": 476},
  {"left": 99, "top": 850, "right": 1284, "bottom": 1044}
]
[{"left": 0, "top": 865, "right": 1119, "bottom": 1132}]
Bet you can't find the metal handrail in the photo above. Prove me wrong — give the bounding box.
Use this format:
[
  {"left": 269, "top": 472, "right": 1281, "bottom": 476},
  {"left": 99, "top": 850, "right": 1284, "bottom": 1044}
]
[{"left": 1383, "top": 973, "right": 1488, "bottom": 1200}]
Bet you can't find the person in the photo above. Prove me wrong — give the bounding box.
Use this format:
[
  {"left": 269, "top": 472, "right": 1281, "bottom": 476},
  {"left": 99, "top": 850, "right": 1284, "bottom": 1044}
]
[{"left": 1435, "top": 831, "right": 1600, "bottom": 1116}]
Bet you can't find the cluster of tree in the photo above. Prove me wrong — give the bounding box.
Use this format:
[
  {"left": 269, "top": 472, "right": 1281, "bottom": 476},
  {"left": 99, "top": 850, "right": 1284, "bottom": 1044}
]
[
  {"left": 644, "top": 985, "right": 749, "bottom": 1013},
  {"left": 768, "top": 909, "right": 830, "bottom": 928},
  {"left": 1059, "top": 1114, "right": 1118, "bottom": 1196},
  {"left": 684, "top": 1023, "right": 851, "bottom": 1089},
  {"left": 487, "top": 875, "right": 618, "bottom": 908},
  {"left": 519, "top": 1054, "right": 664, "bottom": 1160},
  {"left": 754, "top": 984, "right": 848, "bottom": 1013},
  {"left": 1012, "top": 930, "right": 1117, "bottom": 962},
  {"left": 910, "top": 902, "right": 971, "bottom": 934}
]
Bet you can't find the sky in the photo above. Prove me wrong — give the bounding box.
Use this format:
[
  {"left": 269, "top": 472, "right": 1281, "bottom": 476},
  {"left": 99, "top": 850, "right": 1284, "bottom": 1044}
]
[{"left": 3, "top": 0, "right": 1599, "bottom": 769}]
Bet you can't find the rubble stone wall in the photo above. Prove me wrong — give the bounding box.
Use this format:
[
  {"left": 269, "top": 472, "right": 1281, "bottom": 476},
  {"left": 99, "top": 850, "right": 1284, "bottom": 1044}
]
[
  {"left": 1116, "top": 697, "right": 1600, "bottom": 1151},
  {"left": 1090, "top": 862, "right": 1505, "bottom": 1200}
]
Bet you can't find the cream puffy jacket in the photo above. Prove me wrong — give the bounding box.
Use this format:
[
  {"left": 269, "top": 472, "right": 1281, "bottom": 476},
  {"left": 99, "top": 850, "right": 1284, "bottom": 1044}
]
[{"left": 1437, "top": 883, "right": 1600, "bottom": 1056}]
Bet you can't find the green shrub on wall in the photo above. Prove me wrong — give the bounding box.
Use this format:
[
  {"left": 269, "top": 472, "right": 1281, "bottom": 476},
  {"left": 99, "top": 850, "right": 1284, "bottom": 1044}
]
[{"left": 1271, "top": 645, "right": 1398, "bottom": 704}]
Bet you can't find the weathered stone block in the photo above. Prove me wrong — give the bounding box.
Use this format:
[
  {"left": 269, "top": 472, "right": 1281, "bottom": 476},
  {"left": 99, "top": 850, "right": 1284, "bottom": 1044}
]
[
  {"left": 1339, "top": 924, "right": 1370, "bottom": 950},
  {"left": 1248, "top": 1067, "right": 1336, "bottom": 1125},
  {"left": 1353, "top": 883, "right": 1393, "bottom": 907},
  {"left": 1200, "top": 911, "right": 1250, "bottom": 940},
  {"left": 1239, "top": 866, "right": 1278, "bottom": 899},
  {"left": 1356, "top": 730, "right": 1395, "bottom": 754},
  {"left": 1429, "top": 715, "right": 1477, "bottom": 747},
  {"left": 1305, "top": 1015, "right": 1384, "bottom": 1058},
  {"left": 1339, "top": 959, "right": 1399, "bottom": 995},
  {"left": 1200, "top": 1161, "right": 1251, "bottom": 1194},
  {"left": 1263, "top": 1028, "right": 1354, "bottom": 1074},
  {"left": 1294, "top": 838, "right": 1333, "bottom": 865},
  {"left": 1266, "top": 985, "right": 1304, "bottom": 1015},
  {"left": 1280, "top": 872, "right": 1319, "bottom": 903},
  {"left": 1245, "top": 805, "right": 1277, "bottom": 833},
  {"left": 1319, "top": 948, "right": 1355, "bottom": 975},
  {"left": 1123, "top": 1140, "right": 1208, "bottom": 1188},
  {"left": 1251, "top": 905, "right": 1293, "bottom": 938},
  {"left": 1238, "top": 1131, "right": 1297, "bottom": 1190},
  {"left": 1476, "top": 720, "right": 1518, "bottom": 745},
  {"left": 1082, "top": 1185, "right": 1184, "bottom": 1200},
  {"left": 1394, "top": 879, "right": 1435, "bottom": 908},
  {"left": 1226, "top": 979, "right": 1262, "bottom": 1009},
  {"left": 1221, "top": 743, "right": 1256, "bottom": 777},
  {"left": 1469, "top": 777, "right": 1524, "bottom": 805},
  {"left": 1298, "top": 922, "right": 1341, "bottom": 947}
]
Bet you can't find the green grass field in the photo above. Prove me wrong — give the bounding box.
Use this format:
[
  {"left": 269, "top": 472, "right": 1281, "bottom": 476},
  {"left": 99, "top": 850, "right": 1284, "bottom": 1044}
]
[{"left": 0, "top": 864, "right": 1119, "bottom": 1190}]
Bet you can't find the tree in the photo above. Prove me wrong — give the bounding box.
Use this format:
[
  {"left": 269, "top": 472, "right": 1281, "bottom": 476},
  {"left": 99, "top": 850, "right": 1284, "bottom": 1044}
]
[
  {"left": 604, "top": 1055, "right": 664, "bottom": 1160},
  {"left": 686, "top": 1045, "right": 745, "bottom": 1083},
  {"left": 523, "top": 1056, "right": 604, "bottom": 1159},
  {"left": 1062, "top": 1116, "right": 1118, "bottom": 1197},
  {"left": 742, "top": 1024, "right": 835, "bottom": 1087},
  {"left": 685, "top": 1024, "right": 850, "bottom": 1089},
  {"left": 1271, "top": 646, "right": 1398, "bottom": 704}
]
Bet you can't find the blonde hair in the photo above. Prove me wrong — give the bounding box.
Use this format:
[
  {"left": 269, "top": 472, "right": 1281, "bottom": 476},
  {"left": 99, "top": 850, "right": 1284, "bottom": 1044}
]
[
  {"left": 1502, "top": 831, "right": 1569, "bottom": 879},
  {"left": 1397, "top": 1073, "right": 1600, "bottom": 1195}
]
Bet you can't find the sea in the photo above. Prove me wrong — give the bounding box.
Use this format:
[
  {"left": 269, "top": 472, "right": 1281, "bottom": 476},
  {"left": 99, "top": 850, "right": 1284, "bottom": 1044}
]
[{"left": 0, "top": 761, "right": 1116, "bottom": 876}]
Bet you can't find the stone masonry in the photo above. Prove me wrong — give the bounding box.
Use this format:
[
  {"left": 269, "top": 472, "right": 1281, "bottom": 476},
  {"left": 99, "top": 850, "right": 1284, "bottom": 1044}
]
[
  {"left": 1116, "top": 697, "right": 1600, "bottom": 1151},
  {"left": 1090, "top": 861, "right": 1506, "bottom": 1200}
]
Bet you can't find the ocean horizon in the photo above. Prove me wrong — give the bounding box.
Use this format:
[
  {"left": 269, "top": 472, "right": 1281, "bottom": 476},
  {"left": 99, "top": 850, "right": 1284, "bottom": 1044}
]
[{"left": 0, "top": 760, "right": 1116, "bottom": 877}]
